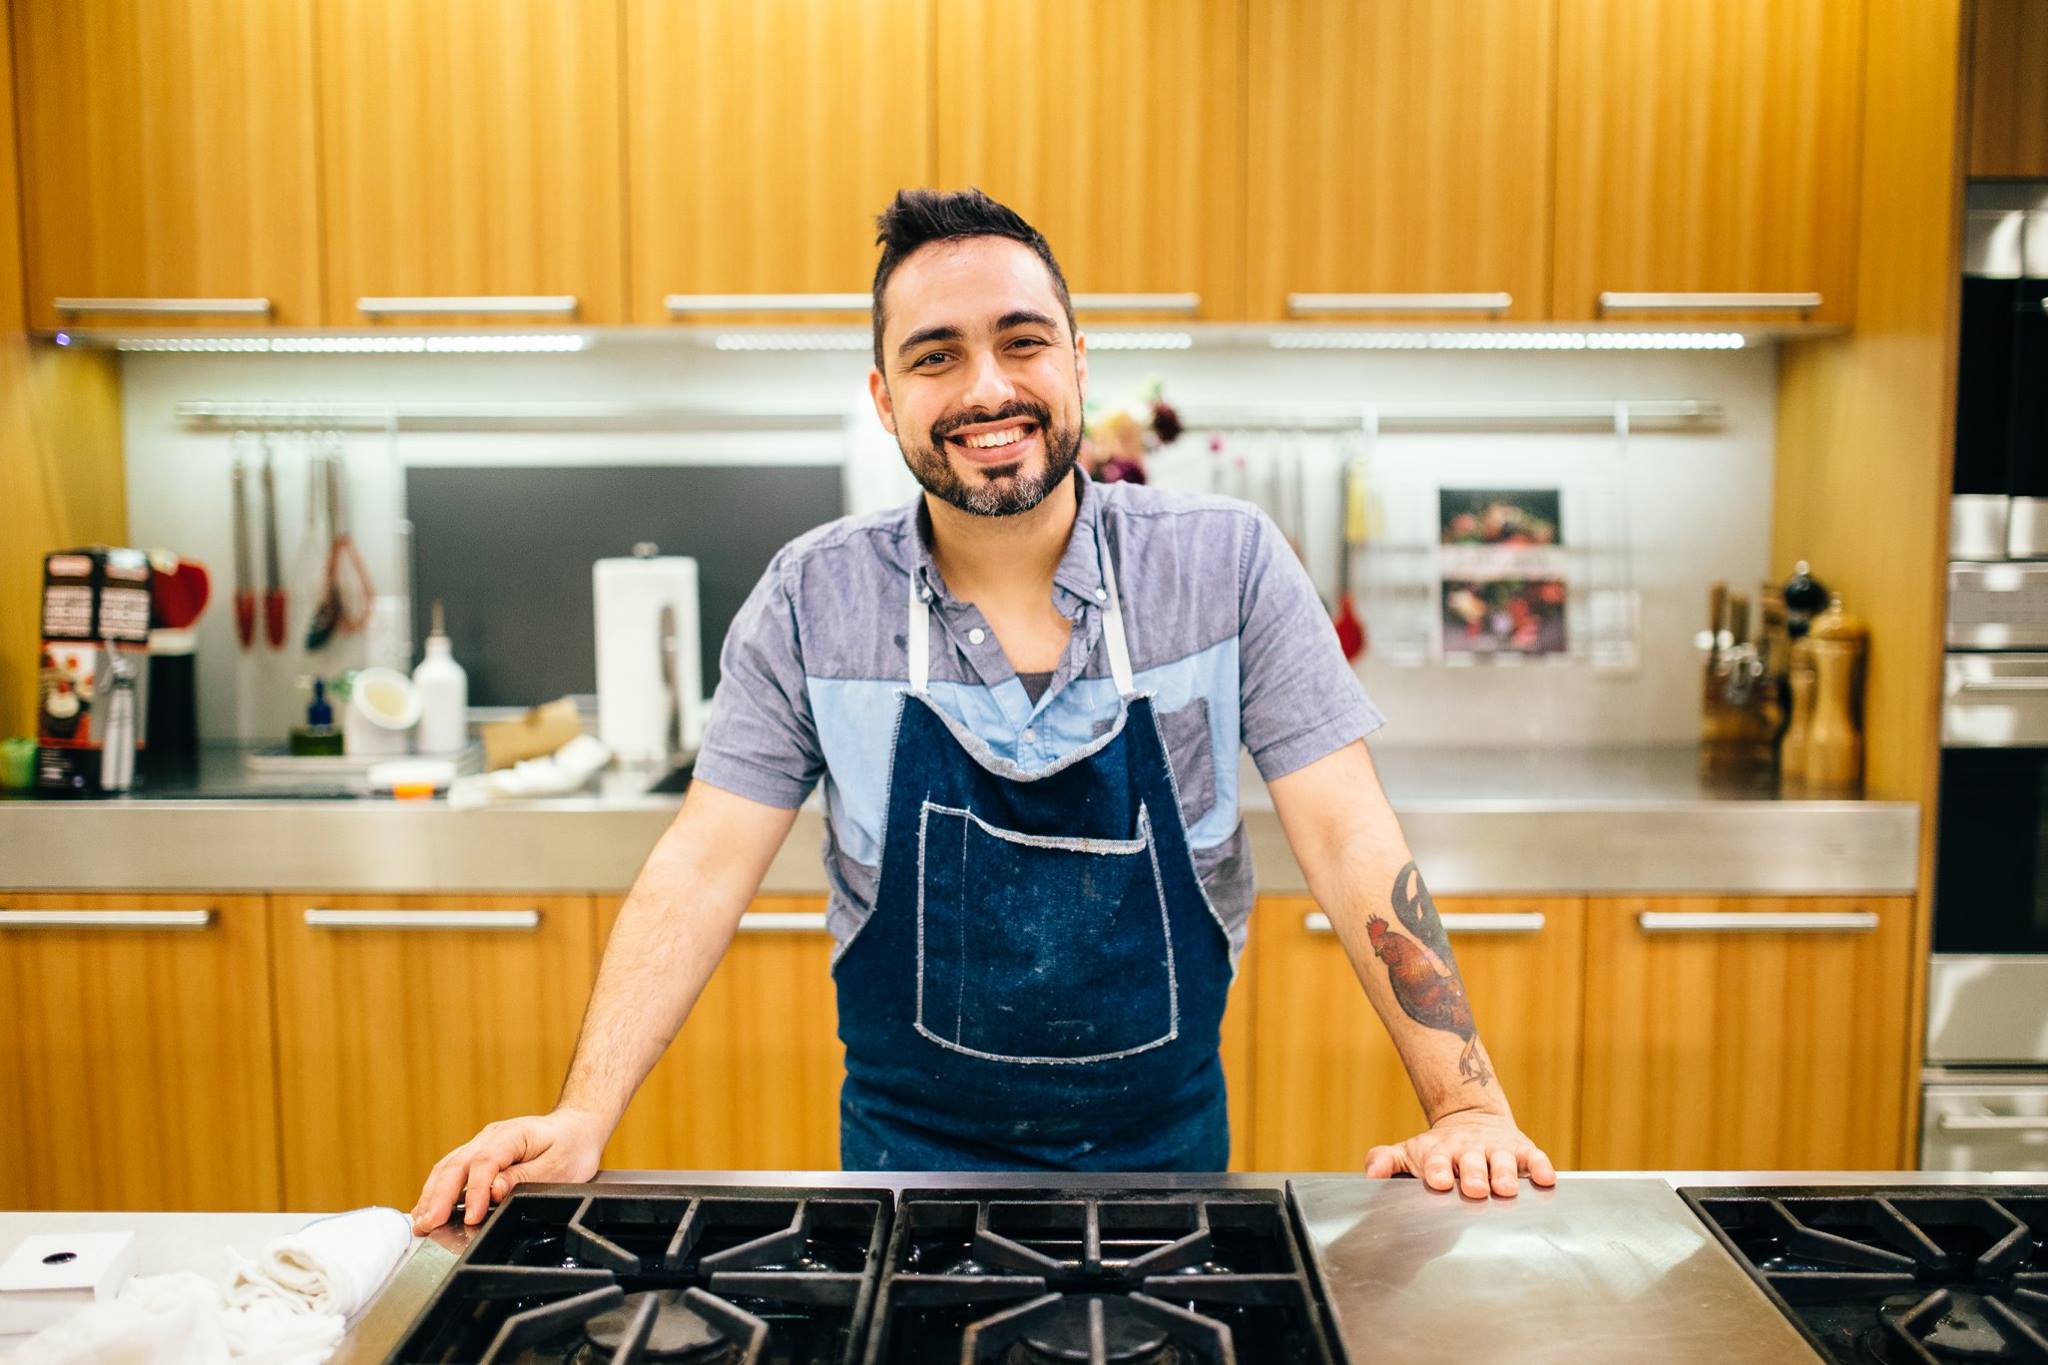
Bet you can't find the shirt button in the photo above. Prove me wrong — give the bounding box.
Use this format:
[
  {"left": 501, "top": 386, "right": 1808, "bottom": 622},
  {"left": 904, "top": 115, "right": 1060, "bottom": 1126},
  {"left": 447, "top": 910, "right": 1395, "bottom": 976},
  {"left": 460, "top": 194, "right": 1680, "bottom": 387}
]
[
  {"left": 1095, "top": 587, "right": 1108, "bottom": 601},
  {"left": 1022, "top": 728, "right": 1037, "bottom": 743},
  {"left": 968, "top": 627, "right": 986, "bottom": 645}
]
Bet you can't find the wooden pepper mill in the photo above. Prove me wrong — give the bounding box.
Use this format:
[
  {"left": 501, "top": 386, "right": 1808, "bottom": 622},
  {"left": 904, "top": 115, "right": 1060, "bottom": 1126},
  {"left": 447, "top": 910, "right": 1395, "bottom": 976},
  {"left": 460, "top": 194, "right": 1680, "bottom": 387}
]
[{"left": 1803, "top": 593, "right": 1867, "bottom": 793}]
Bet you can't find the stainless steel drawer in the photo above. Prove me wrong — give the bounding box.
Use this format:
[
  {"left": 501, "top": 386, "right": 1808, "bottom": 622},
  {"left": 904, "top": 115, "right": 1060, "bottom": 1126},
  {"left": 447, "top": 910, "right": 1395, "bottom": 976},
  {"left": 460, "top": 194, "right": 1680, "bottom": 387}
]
[
  {"left": 1949, "top": 563, "right": 2048, "bottom": 650},
  {"left": 1925, "top": 955, "right": 2048, "bottom": 1063},
  {"left": 1920, "top": 1076, "right": 2048, "bottom": 1172},
  {"left": 1944, "top": 654, "right": 2048, "bottom": 746}
]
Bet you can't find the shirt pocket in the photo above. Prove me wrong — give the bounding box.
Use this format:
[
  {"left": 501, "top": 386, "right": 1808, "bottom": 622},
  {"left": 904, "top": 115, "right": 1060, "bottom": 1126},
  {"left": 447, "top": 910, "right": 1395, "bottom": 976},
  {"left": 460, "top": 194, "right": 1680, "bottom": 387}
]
[
  {"left": 1093, "top": 698, "right": 1218, "bottom": 833},
  {"left": 1157, "top": 697, "right": 1218, "bottom": 832},
  {"left": 914, "top": 800, "right": 1178, "bottom": 1064}
]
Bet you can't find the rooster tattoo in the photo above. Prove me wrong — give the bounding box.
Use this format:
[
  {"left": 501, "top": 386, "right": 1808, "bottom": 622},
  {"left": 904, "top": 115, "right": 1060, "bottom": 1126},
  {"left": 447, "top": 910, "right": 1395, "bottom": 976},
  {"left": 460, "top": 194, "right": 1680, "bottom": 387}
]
[{"left": 1367, "top": 862, "right": 1493, "bottom": 1088}]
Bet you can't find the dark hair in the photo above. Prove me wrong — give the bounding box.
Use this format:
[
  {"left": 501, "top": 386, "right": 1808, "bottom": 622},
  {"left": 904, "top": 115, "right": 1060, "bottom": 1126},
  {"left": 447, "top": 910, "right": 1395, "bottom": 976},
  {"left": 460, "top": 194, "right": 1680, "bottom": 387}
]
[{"left": 871, "top": 187, "right": 1074, "bottom": 370}]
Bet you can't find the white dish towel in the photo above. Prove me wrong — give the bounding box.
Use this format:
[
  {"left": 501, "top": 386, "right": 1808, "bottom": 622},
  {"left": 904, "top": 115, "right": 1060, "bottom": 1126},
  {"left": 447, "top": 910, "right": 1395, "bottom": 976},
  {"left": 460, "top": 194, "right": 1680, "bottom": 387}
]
[{"left": 9, "top": 1207, "right": 413, "bottom": 1365}]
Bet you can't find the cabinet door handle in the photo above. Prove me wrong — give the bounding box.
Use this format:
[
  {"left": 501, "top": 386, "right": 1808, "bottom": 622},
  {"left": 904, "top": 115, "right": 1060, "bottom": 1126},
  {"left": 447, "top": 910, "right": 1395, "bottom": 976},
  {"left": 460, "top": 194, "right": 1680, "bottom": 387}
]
[
  {"left": 1305, "top": 911, "right": 1544, "bottom": 935},
  {"left": 303, "top": 908, "right": 541, "bottom": 931},
  {"left": 1597, "top": 291, "right": 1821, "bottom": 312},
  {"left": 55, "top": 297, "right": 272, "bottom": 316},
  {"left": 0, "top": 909, "right": 214, "bottom": 930},
  {"left": 357, "top": 296, "right": 578, "bottom": 316},
  {"left": 1936, "top": 1113, "right": 2048, "bottom": 1131},
  {"left": 737, "top": 910, "right": 829, "bottom": 933},
  {"left": 664, "top": 293, "right": 869, "bottom": 315},
  {"left": 1071, "top": 292, "right": 1202, "bottom": 314},
  {"left": 1636, "top": 910, "right": 1877, "bottom": 934},
  {"left": 1288, "top": 292, "right": 1512, "bottom": 314},
  {"left": 1952, "top": 677, "right": 2048, "bottom": 693}
]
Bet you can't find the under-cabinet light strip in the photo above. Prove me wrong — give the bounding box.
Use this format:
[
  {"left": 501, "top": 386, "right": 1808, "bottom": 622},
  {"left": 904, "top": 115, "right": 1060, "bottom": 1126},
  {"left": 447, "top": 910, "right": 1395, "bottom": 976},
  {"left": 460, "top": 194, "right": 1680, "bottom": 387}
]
[
  {"left": 96, "top": 334, "right": 589, "bottom": 354},
  {"left": 1269, "top": 331, "right": 1746, "bottom": 351}
]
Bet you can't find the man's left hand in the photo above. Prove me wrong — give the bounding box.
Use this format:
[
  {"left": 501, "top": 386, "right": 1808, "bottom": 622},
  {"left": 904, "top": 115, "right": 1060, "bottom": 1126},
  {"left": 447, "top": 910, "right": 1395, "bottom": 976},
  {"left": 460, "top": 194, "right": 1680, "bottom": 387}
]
[{"left": 1365, "top": 1110, "right": 1558, "bottom": 1199}]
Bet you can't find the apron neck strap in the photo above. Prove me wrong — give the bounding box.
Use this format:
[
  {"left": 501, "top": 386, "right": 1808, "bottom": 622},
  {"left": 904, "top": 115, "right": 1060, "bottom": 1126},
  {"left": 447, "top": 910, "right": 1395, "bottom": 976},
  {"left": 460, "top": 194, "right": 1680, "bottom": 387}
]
[{"left": 905, "top": 514, "right": 1135, "bottom": 696}]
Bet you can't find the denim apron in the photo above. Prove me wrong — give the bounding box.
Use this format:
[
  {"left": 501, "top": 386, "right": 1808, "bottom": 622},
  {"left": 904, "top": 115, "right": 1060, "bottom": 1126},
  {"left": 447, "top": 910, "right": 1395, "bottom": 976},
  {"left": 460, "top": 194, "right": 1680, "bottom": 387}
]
[{"left": 831, "top": 525, "right": 1235, "bottom": 1171}]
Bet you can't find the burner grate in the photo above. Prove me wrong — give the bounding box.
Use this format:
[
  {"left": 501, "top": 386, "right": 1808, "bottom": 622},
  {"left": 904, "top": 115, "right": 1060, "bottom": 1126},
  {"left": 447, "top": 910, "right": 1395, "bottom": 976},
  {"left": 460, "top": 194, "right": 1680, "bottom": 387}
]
[
  {"left": 389, "top": 1184, "right": 891, "bottom": 1364},
  {"left": 1682, "top": 1187, "right": 2048, "bottom": 1365},
  {"left": 863, "top": 1189, "right": 1338, "bottom": 1365}
]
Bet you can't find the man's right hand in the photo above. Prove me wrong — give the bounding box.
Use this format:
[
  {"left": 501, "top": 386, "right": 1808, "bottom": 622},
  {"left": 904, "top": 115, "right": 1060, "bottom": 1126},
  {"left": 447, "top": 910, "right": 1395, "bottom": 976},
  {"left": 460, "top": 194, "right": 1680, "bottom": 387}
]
[{"left": 410, "top": 1107, "right": 611, "bottom": 1235}]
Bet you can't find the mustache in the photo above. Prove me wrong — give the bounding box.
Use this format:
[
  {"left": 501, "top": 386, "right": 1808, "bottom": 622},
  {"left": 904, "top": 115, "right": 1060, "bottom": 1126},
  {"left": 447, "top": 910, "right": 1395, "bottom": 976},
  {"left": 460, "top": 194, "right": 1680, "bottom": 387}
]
[{"left": 931, "top": 401, "right": 1051, "bottom": 444}]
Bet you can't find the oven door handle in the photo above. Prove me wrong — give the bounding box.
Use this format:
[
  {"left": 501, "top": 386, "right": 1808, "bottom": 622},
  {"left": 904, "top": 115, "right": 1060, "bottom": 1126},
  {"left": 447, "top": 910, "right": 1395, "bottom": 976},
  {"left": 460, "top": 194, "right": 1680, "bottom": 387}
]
[
  {"left": 1935, "top": 1113, "right": 2048, "bottom": 1131},
  {"left": 1952, "top": 677, "right": 2048, "bottom": 693}
]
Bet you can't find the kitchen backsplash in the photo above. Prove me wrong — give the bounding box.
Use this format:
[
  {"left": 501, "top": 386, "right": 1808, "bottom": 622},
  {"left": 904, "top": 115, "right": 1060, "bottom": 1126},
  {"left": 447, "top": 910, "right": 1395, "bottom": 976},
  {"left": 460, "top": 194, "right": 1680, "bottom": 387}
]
[{"left": 119, "top": 341, "right": 1776, "bottom": 748}]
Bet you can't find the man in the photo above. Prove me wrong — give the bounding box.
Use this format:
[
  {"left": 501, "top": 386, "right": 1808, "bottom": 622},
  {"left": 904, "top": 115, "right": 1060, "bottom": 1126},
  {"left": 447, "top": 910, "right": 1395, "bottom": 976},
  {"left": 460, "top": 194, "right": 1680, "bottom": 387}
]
[{"left": 411, "top": 189, "right": 1554, "bottom": 1234}]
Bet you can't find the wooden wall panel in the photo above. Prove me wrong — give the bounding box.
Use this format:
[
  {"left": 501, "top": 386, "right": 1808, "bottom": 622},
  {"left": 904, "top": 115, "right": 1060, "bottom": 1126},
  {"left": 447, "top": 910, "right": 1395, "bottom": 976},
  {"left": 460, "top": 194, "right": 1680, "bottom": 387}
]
[
  {"left": 0, "top": 342, "right": 125, "bottom": 740},
  {"left": 1771, "top": 0, "right": 1966, "bottom": 1158},
  {"left": 1580, "top": 897, "right": 1915, "bottom": 1171},
  {"left": 12, "top": 0, "right": 322, "bottom": 329},
  {"left": 1247, "top": 0, "right": 1555, "bottom": 322},
  {"left": 1967, "top": 0, "right": 2048, "bottom": 177},
  {"left": 317, "top": 0, "right": 626, "bottom": 326},
  {"left": 0, "top": 893, "right": 280, "bottom": 1211},
  {"left": 1554, "top": 0, "right": 1865, "bottom": 323},
  {"left": 626, "top": 0, "right": 931, "bottom": 324},
  {"left": 935, "top": 0, "right": 1244, "bottom": 319}
]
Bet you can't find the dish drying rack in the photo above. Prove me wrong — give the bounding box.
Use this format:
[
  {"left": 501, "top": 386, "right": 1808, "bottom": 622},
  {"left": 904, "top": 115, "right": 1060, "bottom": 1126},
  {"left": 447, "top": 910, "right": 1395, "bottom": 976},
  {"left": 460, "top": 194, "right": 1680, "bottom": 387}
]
[{"left": 1157, "top": 400, "right": 1725, "bottom": 671}]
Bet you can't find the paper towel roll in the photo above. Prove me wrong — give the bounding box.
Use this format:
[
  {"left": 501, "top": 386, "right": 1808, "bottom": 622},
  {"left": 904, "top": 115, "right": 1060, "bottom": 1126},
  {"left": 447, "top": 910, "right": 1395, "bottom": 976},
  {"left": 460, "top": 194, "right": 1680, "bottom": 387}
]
[{"left": 594, "top": 555, "right": 704, "bottom": 765}]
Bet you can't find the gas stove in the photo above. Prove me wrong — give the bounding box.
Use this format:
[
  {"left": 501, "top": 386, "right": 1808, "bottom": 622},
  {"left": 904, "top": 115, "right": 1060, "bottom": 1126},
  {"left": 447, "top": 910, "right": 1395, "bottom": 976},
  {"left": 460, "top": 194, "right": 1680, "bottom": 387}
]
[
  {"left": 382, "top": 1182, "right": 1337, "bottom": 1364},
  {"left": 1682, "top": 1186, "right": 2048, "bottom": 1363}
]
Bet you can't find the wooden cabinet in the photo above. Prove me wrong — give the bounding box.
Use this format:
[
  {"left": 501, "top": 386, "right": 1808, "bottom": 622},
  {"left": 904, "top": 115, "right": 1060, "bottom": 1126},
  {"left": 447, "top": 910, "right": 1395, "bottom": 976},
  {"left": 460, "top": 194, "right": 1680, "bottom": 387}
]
[
  {"left": 601, "top": 897, "right": 844, "bottom": 1171},
  {"left": 10, "top": 0, "right": 321, "bottom": 330},
  {"left": 0, "top": 894, "right": 280, "bottom": 1211},
  {"left": 315, "top": 0, "right": 625, "bottom": 327},
  {"left": 0, "top": 0, "right": 25, "bottom": 333},
  {"left": 1968, "top": 0, "right": 2048, "bottom": 178},
  {"left": 625, "top": 0, "right": 931, "bottom": 326},
  {"left": 1248, "top": 895, "right": 1585, "bottom": 1172},
  {"left": 1579, "top": 896, "right": 1914, "bottom": 1171},
  {"left": 1246, "top": 0, "right": 1556, "bottom": 323},
  {"left": 269, "top": 893, "right": 597, "bottom": 1211},
  {"left": 933, "top": 0, "right": 1245, "bottom": 320},
  {"left": 1552, "top": 0, "right": 1864, "bottom": 324}
]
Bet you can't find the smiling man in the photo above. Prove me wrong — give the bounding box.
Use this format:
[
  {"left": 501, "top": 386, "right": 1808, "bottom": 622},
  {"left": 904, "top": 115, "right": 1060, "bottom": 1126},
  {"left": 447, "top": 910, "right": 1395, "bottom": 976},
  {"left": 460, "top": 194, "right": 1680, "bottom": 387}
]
[{"left": 411, "top": 189, "right": 1554, "bottom": 1232}]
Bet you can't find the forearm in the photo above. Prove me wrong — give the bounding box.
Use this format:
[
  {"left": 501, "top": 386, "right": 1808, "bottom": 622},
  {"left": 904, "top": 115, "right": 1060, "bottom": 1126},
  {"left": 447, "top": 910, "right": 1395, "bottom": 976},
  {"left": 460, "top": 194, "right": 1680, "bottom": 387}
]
[
  {"left": 1270, "top": 746, "right": 1513, "bottom": 1125},
  {"left": 556, "top": 785, "right": 789, "bottom": 1127},
  {"left": 1306, "top": 826, "right": 1513, "bottom": 1124}
]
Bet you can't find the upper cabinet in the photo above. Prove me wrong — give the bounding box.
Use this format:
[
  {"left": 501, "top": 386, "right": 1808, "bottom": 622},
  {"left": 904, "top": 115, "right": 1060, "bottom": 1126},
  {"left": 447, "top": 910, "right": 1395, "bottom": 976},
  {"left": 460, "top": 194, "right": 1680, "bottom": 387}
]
[
  {"left": 1968, "top": 0, "right": 2048, "bottom": 179},
  {"left": 1247, "top": 0, "right": 1556, "bottom": 324},
  {"left": 11, "top": 0, "right": 321, "bottom": 330},
  {"left": 934, "top": 0, "right": 1245, "bottom": 321},
  {"left": 316, "top": 0, "right": 626, "bottom": 327},
  {"left": 1552, "top": 0, "right": 1865, "bottom": 325},
  {"left": 625, "top": 0, "right": 932, "bottom": 326}
]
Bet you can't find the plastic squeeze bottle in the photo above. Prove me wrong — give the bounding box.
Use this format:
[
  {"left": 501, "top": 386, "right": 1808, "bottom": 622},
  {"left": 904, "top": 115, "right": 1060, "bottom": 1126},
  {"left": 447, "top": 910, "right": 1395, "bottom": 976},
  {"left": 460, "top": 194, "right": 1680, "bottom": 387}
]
[{"left": 412, "top": 600, "right": 470, "bottom": 754}]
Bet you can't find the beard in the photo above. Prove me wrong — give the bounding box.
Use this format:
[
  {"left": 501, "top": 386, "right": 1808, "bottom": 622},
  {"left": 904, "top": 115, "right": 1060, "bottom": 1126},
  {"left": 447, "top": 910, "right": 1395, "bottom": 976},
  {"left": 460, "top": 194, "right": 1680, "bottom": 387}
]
[{"left": 899, "top": 398, "right": 1083, "bottom": 518}]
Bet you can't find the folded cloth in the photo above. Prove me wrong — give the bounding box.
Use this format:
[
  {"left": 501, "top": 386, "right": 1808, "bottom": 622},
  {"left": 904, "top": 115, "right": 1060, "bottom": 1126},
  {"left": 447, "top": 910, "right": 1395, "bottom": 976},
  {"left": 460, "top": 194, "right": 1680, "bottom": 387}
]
[
  {"left": 223, "top": 1208, "right": 413, "bottom": 1320},
  {"left": 9, "top": 1211, "right": 409, "bottom": 1365},
  {"left": 8, "top": 1272, "right": 227, "bottom": 1364}
]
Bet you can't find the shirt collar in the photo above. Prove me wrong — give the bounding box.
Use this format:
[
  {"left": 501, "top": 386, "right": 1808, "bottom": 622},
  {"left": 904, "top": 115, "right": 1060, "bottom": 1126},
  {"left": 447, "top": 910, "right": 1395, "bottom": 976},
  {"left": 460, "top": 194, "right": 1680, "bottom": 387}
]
[{"left": 910, "top": 465, "right": 1109, "bottom": 609}]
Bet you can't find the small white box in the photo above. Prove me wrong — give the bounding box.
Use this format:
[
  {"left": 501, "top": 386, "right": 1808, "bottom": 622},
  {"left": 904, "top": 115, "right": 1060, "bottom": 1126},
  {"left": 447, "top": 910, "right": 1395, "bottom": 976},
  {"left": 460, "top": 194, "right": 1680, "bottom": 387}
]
[{"left": 0, "top": 1231, "right": 139, "bottom": 1334}]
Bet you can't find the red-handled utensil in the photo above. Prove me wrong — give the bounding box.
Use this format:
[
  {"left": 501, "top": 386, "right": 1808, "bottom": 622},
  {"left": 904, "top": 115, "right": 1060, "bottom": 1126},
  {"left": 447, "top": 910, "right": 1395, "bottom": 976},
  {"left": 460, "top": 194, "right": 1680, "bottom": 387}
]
[
  {"left": 230, "top": 452, "right": 255, "bottom": 649},
  {"left": 260, "top": 437, "right": 287, "bottom": 649}
]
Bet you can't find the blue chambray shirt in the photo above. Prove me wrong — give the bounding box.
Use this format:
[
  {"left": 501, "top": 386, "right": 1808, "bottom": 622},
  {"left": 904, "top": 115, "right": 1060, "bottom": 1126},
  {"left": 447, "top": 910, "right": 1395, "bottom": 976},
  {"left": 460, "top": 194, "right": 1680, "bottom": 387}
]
[{"left": 690, "top": 467, "right": 1385, "bottom": 962}]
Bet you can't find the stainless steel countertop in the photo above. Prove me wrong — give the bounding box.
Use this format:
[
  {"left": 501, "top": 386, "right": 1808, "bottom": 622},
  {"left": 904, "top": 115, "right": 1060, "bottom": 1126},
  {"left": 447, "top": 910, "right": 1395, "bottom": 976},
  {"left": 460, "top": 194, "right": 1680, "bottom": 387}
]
[
  {"left": 324, "top": 1169, "right": 2046, "bottom": 1364},
  {"left": 0, "top": 745, "right": 1920, "bottom": 895}
]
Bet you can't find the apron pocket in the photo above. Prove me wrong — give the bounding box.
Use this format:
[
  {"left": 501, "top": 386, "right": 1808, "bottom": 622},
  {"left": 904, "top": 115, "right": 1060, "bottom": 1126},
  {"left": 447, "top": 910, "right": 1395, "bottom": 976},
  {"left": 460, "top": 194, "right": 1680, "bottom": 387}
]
[{"left": 914, "top": 800, "right": 1179, "bottom": 1064}]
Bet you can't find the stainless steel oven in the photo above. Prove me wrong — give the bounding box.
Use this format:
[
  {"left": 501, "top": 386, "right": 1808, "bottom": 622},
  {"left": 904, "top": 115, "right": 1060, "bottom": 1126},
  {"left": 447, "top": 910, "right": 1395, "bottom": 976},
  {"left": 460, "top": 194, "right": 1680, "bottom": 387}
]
[{"left": 1929, "top": 186, "right": 2048, "bottom": 1167}]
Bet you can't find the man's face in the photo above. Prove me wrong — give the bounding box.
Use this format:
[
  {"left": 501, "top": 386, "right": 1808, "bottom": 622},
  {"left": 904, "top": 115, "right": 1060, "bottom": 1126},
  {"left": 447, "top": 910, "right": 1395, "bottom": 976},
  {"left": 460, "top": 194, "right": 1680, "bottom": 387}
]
[{"left": 869, "top": 236, "right": 1088, "bottom": 518}]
